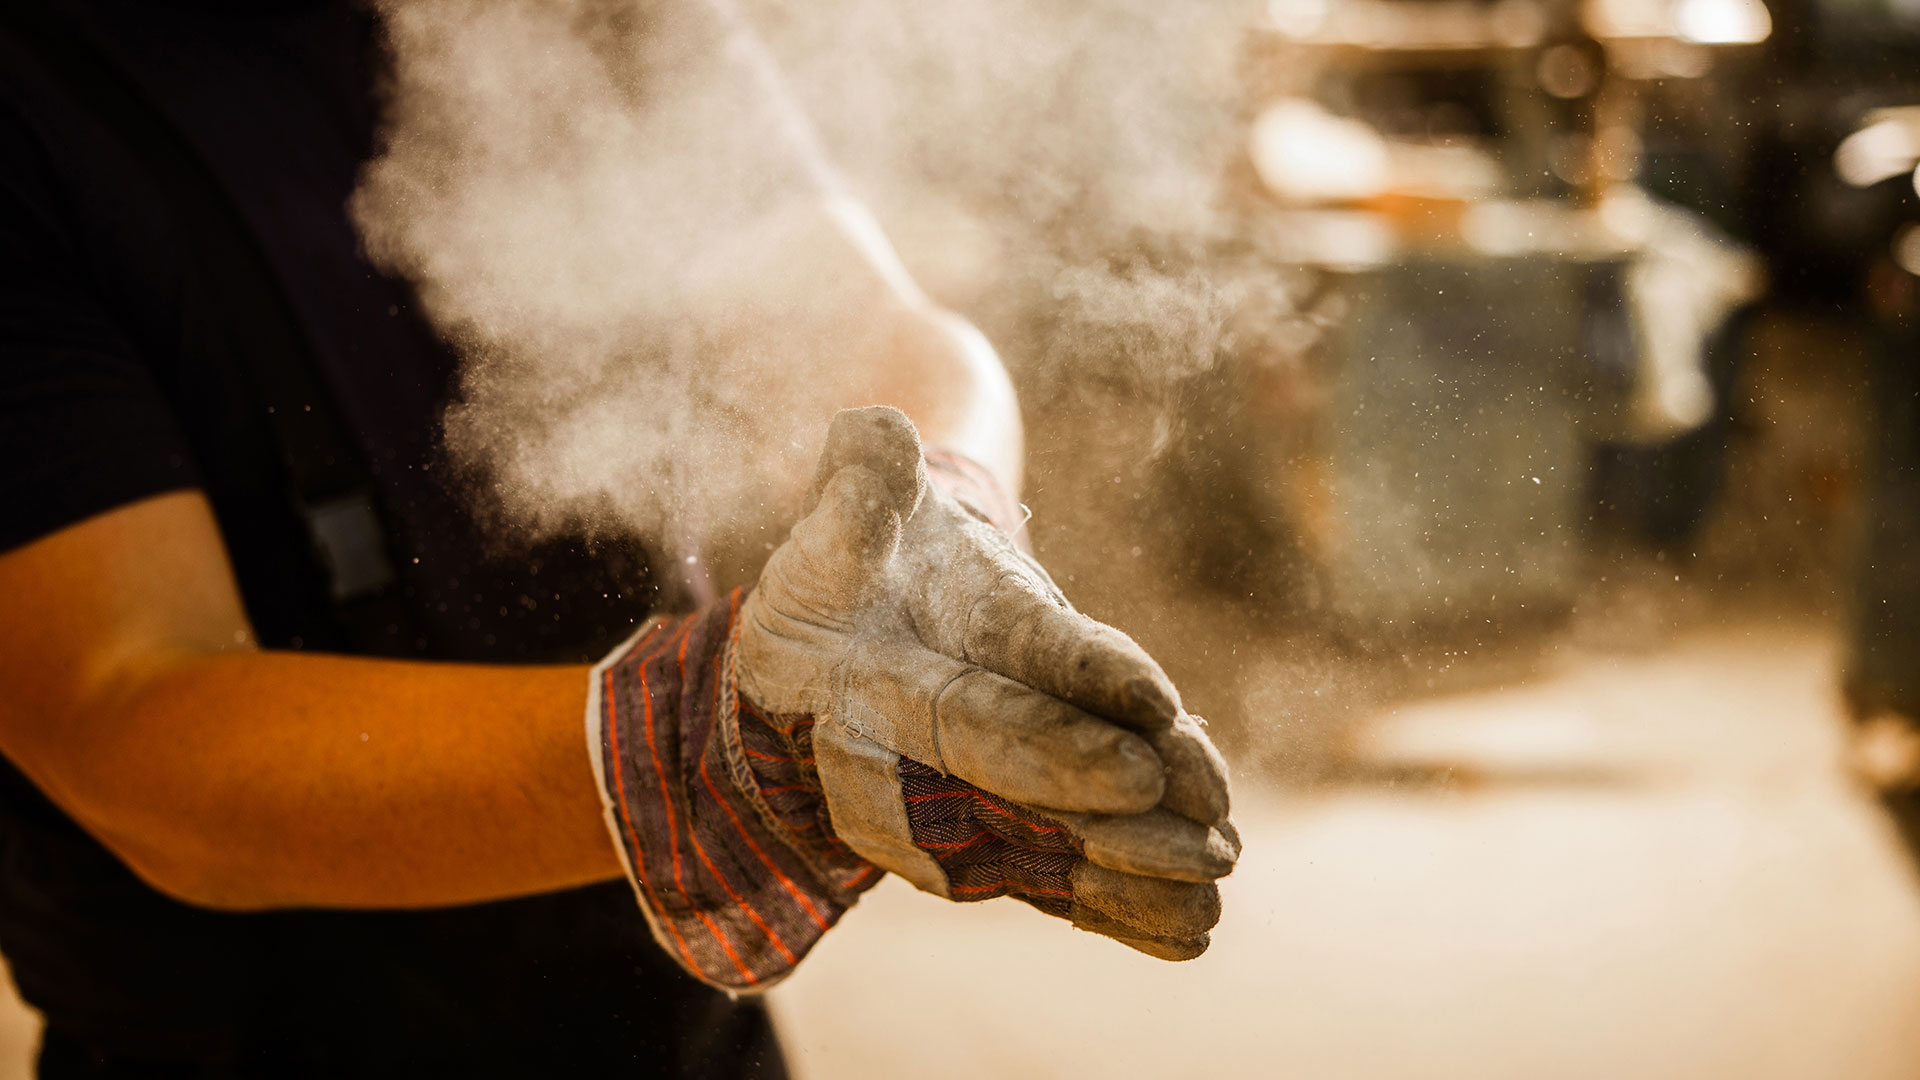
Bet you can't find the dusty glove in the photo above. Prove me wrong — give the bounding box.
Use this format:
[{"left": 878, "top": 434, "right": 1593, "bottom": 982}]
[
  {"left": 589, "top": 407, "right": 1236, "bottom": 992},
  {"left": 740, "top": 406, "right": 1236, "bottom": 936}
]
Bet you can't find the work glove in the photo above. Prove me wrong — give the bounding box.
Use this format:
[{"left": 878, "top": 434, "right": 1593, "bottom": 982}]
[{"left": 589, "top": 407, "right": 1237, "bottom": 992}]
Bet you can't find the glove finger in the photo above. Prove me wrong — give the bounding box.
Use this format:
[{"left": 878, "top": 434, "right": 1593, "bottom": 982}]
[
  {"left": 1148, "top": 714, "right": 1232, "bottom": 826},
  {"left": 932, "top": 665, "right": 1167, "bottom": 815},
  {"left": 772, "top": 464, "right": 905, "bottom": 613},
  {"left": 1217, "top": 817, "right": 1243, "bottom": 860},
  {"left": 917, "top": 567, "right": 1182, "bottom": 732},
  {"left": 1112, "top": 935, "right": 1210, "bottom": 962},
  {"left": 1056, "top": 808, "right": 1240, "bottom": 882},
  {"left": 839, "top": 639, "right": 1166, "bottom": 815},
  {"left": 1067, "top": 905, "right": 1211, "bottom": 961},
  {"left": 1071, "top": 863, "right": 1222, "bottom": 938},
  {"left": 803, "top": 406, "right": 925, "bottom": 520}
]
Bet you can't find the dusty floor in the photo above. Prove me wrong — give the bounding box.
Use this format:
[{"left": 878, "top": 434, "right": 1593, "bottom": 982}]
[
  {"left": 772, "top": 617, "right": 1920, "bottom": 1080},
  {"left": 0, "top": 616, "right": 1911, "bottom": 1077}
]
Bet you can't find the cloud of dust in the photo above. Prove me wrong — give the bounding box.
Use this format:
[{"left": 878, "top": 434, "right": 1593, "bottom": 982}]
[{"left": 351, "top": 0, "right": 1295, "bottom": 589}]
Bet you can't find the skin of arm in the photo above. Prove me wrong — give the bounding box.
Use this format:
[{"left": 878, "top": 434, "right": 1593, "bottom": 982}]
[
  {"left": 0, "top": 489, "right": 616, "bottom": 910},
  {"left": 0, "top": 203, "right": 1023, "bottom": 912}
]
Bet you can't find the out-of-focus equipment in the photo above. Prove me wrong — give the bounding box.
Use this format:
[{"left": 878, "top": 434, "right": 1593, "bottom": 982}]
[
  {"left": 1833, "top": 108, "right": 1920, "bottom": 191},
  {"left": 1201, "top": 0, "right": 1773, "bottom": 626},
  {"left": 589, "top": 408, "right": 1237, "bottom": 991}
]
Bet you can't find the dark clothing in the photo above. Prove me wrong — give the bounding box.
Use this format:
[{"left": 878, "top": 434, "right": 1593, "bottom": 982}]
[{"left": 0, "top": 0, "right": 783, "bottom": 1073}]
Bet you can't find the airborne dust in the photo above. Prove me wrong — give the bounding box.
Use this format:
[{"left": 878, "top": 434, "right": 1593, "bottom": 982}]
[{"left": 351, "top": 0, "right": 1309, "bottom": 601}]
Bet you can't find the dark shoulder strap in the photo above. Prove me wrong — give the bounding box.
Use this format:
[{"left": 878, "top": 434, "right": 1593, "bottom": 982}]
[{"left": 0, "top": 2, "right": 412, "bottom": 630}]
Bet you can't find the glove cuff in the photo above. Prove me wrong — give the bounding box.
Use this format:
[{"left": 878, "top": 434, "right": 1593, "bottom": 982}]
[
  {"left": 587, "top": 590, "right": 878, "bottom": 993},
  {"left": 924, "top": 448, "right": 1025, "bottom": 537}
]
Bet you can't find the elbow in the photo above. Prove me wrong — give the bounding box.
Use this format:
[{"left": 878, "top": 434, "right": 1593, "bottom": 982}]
[
  {"left": 23, "top": 654, "right": 289, "bottom": 911},
  {"left": 126, "top": 863, "right": 268, "bottom": 913},
  {"left": 889, "top": 307, "right": 1025, "bottom": 492},
  {"left": 81, "top": 818, "right": 285, "bottom": 913},
  {"left": 11, "top": 725, "right": 287, "bottom": 912}
]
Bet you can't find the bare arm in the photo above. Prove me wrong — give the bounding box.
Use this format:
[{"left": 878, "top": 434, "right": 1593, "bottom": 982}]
[
  {"left": 0, "top": 490, "right": 613, "bottom": 910},
  {"left": 669, "top": 0, "right": 1026, "bottom": 494},
  {"left": 0, "top": 235, "right": 1021, "bottom": 912},
  {"left": 809, "top": 196, "right": 1024, "bottom": 497},
  {"left": 687, "top": 191, "right": 1025, "bottom": 499}
]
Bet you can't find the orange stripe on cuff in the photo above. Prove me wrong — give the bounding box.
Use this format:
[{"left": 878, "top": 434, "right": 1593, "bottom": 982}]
[{"left": 605, "top": 664, "right": 706, "bottom": 980}]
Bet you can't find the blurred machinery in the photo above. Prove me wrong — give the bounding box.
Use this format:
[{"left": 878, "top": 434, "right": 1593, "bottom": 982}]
[{"left": 1208, "top": 0, "right": 1785, "bottom": 627}]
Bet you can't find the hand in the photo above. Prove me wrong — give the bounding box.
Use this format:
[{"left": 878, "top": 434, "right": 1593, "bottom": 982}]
[
  {"left": 737, "top": 406, "right": 1237, "bottom": 959},
  {"left": 1850, "top": 711, "right": 1920, "bottom": 792}
]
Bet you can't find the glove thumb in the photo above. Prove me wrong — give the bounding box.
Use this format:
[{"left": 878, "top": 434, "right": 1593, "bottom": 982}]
[
  {"left": 803, "top": 406, "right": 926, "bottom": 522},
  {"left": 785, "top": 463, "right": 907, "bottom": 609}
]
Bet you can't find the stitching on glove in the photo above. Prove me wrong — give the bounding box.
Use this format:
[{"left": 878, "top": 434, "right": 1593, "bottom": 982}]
[
  {"left": 717, "top": 628, "right": 793, "bottom": 866},
  {"left": 956, "top": 568, "right": 1056, "bottom": 665},
  {"left": 736, "top": 604, "right": 834, "bottom": 707},
  {"left": 922, "top": 661, "right": 981, "bottom": 774},
  {"left": 720, "top": 626, "right": 868, "bottom": 892}
]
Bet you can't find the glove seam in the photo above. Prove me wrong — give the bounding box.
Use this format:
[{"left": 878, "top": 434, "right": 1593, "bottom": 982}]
[
  {"left": 584, "top": 615, "right": 697, "bottom": 988},
  {"left": 735, "top": 605, "right": 839, "bottom": 714},
  {"left": 923, "top": 662, "right": 981, "bottom": 775},
  {"left": 720, "top": 627, "right": 851, "bottom": 894},
  {"left": 958, "top": 568, "right": 1060, "bottom": 665}
]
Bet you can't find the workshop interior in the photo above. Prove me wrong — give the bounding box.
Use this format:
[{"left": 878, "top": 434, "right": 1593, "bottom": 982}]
[{"left": 3, "top": 0, "right": 1920, "bottom": 1075}]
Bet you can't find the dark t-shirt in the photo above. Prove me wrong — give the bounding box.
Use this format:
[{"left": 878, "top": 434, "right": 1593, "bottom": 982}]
[{"left": 0, "top": 1, "right": 782, "bottom": 1074}]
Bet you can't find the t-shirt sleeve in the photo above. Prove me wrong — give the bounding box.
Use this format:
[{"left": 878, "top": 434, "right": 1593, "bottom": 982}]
[{"left": 0, "top": 102, "right": 199, "bottom": 554}]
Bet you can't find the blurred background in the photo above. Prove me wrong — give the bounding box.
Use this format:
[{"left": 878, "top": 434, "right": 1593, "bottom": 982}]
[
  {"left": 776, "top": 0, "right": 1920, "bottom": 1072},
  {"left": 10, "top": 0, "right": 1920, "bottom": 1074}
]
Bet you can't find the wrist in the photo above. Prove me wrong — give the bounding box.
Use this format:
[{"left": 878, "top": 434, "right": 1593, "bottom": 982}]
[
  {"left": 586, "top": 590, "right": 876, "bottom": 992},
  {"left": 924, "top": 447, "right": 1026, "bottom": 538},
  {"left": 727, "top": 687, "right": 879, "bottom": 896}
]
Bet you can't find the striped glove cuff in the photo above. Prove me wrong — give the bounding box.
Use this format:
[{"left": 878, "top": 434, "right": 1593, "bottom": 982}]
[{"left": 588, "top": 591, "right": 879, "bottom": 993}]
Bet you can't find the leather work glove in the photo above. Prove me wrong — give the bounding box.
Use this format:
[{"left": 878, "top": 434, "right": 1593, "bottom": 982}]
[{"left": 589, "top": 407, "right": 1237, "bottom": 992}]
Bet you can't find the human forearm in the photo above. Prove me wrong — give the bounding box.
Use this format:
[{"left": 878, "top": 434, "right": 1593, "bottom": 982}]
[
  {"left": 665, "top": 1, "right": 1025, "bottom": 495},
  {"left": 814, "top": 197, "right": 1024, "bottom": 497},
  {"left": 593, "top": 409, "right": 1233, "bottom": 992},
  {"left": 33, "top": 647, "right": 616, "bottom": 911},
  {"left": 872, "top": 301, "right": 1023, "bottom": 500},
  {"left": 695, "top": 194, "right": 1024, "bottom": 503}
]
